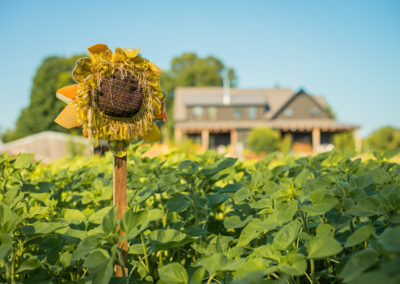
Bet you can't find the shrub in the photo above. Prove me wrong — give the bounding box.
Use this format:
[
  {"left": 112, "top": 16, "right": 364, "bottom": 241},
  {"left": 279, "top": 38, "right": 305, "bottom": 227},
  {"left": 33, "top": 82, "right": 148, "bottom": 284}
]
[
  {"left": 279, "top": 133, "right": 292, "bottom": 154},
  {"left": 333, "top": 132, "right": 355, "bottom": 151},
  {"left": 364, "top": 126, "right": 400, "bottom": 151},
  {"left": 246, "top": 127, "right": 280, "bottom": 154}
]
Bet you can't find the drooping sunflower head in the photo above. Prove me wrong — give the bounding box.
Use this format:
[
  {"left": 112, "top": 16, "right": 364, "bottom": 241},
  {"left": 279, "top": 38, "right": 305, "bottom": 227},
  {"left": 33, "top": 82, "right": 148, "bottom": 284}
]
[{"left": 54, "top": 44, "right": 167, "bottom": 156}]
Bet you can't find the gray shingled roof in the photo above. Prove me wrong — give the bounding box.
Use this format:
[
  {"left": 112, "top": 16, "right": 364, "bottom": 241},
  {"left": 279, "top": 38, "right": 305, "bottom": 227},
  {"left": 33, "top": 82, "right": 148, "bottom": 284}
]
[
  {"left": 174, "top": 87, "right": 295, "bottom": 121},
  {"left": 184, "top": 93, "right": 267, "bottom": 106}
]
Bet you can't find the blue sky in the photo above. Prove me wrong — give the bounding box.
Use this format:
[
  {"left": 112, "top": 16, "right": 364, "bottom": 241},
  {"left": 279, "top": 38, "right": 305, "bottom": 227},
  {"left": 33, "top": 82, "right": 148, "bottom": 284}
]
[{"left": 0, "top": 0, "right": 399, "bottom": 137}]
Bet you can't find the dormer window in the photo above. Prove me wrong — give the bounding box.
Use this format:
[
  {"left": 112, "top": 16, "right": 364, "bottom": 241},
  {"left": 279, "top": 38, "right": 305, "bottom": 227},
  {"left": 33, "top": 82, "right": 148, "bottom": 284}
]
[
  {"left": 234, "top": 107, "right": 242, "bottom": 120},
  {"left": 192, "top": 106, "right": 203, "bottom": 119},
  {"left": 208, "top": 107, "right": 217, "bottom": 120},
  {"left": 310, "top": 107, "right": 320, "bottom": 116},
  {"left": 284, "top": 108, "right": 294, "bottom": 117},
  {"left": 248, "top": 106, "right": 257, "bottom": 120}
]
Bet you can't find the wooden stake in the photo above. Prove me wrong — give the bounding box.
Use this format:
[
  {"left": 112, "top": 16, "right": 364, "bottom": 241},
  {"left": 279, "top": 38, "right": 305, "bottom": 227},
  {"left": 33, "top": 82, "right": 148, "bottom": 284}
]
[{"left": 113, "top": 155, "right": 128, "bottom": 277}]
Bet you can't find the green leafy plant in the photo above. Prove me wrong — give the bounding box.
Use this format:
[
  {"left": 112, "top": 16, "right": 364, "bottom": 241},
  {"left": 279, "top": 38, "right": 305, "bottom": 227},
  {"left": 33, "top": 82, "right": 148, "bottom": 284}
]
[
  {"left": 0, "top": 147, "right": 399, "bottom": 283},
  {"left": 246, "top": 127, "right": 281, "bottom": 154}
]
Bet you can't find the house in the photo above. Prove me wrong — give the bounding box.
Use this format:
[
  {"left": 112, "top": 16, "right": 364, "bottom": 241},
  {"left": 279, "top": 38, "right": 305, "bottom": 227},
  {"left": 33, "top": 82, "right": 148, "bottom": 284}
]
[{"left": 174, "top": 87, "right": 360, "bottom": 155}]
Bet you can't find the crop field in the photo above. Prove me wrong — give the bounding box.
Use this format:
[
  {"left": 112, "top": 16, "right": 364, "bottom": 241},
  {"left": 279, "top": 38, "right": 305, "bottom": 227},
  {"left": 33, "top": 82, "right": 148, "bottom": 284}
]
[{"left": 0, "top": 147, "right": 399, "bottom": 283}]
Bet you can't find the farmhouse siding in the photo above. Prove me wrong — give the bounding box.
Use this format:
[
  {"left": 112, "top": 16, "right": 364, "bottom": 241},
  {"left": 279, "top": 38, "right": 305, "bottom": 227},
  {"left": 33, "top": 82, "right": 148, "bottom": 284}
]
[{"left": 275, "top": 92, "right": 331, "bottom": 120}]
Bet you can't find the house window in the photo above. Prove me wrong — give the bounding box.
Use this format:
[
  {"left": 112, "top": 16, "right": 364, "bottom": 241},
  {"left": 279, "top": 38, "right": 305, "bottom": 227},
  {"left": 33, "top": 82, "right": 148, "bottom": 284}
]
[
  {"left": 248, "top": 106, "right": 257, "bottom": 120},
  {"left": 284, "top": 108, "right": 294, "bottom": 117},
  {"left": 310, "top": 107, "right": 320, "bottom": 116},
  {"left": 234, "top": 107, "right": 242, "bottom": 120},
  {"left": 192, "top": 107, "right": 203, "bottom": 119},
  {"left": 208, "top": 107, "right": 217, "bottom": 120}
]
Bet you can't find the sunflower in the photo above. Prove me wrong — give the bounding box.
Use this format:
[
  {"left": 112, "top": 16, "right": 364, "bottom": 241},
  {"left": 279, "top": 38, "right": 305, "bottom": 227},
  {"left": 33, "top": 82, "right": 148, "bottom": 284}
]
[{"left": 54, "top": 44, "right": 167, "bottom": 156}]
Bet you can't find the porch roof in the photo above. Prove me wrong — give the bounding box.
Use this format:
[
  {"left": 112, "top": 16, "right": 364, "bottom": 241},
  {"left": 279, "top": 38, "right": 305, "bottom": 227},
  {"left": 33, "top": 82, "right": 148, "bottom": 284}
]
[{"left": 175, "top": 119, "right": 359, "bottom": 133}]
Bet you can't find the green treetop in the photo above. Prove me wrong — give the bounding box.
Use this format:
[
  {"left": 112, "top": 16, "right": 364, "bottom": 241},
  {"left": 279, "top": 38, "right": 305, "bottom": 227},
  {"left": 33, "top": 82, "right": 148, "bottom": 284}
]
[{"left": 10, "top": 55, "right": 85, "bottom": 141}]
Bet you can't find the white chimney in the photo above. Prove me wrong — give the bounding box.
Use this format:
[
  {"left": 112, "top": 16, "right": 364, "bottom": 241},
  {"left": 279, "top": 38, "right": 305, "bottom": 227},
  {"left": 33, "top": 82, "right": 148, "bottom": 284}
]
[{"left": 223, "top": 76, "right": 230, "bottom": 105}]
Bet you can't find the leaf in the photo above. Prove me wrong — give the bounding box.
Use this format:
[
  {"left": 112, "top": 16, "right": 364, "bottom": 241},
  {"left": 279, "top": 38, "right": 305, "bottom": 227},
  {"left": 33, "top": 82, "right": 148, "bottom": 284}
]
[
  {"left": 216, "top": 157, "right": 238, "bottom": 171},
  {"left": 131, "top": 188, "right": 154, "bottom": 205},
  {"left": 272, "top": 221, "right": 300, "bottom": 250},
  {"left": 269, "top": 200, "right": 298, "bottom": 225},
  {"left": 348, "top": 197, "right": 380, "bottom": 217},
  {"left": 316, "top": 223, "right": 334, "bottom": 236},
  {"left": 0, "top": 233, "right": 12, "bottom": 260},
  {"left": 16, "top": 257, "right": 42, "bottom": 273},
  {"left": 120, "top": 210, "right": 148, "bottom": 237},
  {"left": 158, "top": 173, "right": 179, "bottom": 191},
  {"left": 234, "top": 258, "right": 275, "bottom": 279},
  {"left": 0, "top": 151, "right": 10, "bottom": 164},
  {"left": 166, "top": 194, "right": 190, "bottom": 212},
  {"left": 278, "top": 253, "right": 307, "bottom": 276},
  {"left": 303, "top": 190, "right": 339, "bottom": 216},
  {"left": 197, "top": 253, "right": 243, "bottom": 275},
  {"left": 59, "top": 251, "right": 72, "bottom": 268},
  {"left": 83, "top": 249, "right": 113, "bottom": 284},
  {"left": 254, "top": 244, "right": 281, "bottom": 262},
  {"left": 224, "top": 215, "right": 252, "bottom": 229},
  {"left": 13, "top": 153, "right": 35, "bottom": 169},
  {"left": 31, "top": 222, "right": 67, "bottom": 234},
  {"left": 345, "top": 225, "right": 376, "bottom": 247},
  {"left": 178, "top": 160, "right": 199, "bottom": 175},
  {"left": 200, "top": 157, "right": 237, "bottom": 176},
  {"left": 340, "top": 248, "right": 379, "bottom": 282},
  {"left": 87, "top": 206, "right": 113, "bottom": 224},
  {"left": 207, "top": 193, "right": 228, "bottom": 207},
  {"left": 64, "top": 209, "right": 87, "bottom": 224},
  {"left": 306, "top": 235, "right": 342, "bottom": 259},
  {"left": 0, "top": 204, "right": 21, "bottom": 233},
  {"left": 294, "top": 169, "right": 310, "bottom": 188},
  {"left": 383, "top": 148, "right": 400, "bottom": 160},
  {"left": 158, "top": 262, "right": 188, "bottom": 284},
  {"left": 102, "top": 207, "right": 117, "bottom": 234},
  {"left": 237, "top": 219, "right": 263, "bottom": 247},
  {"left": 149, "top": 229, "right": 192, "bottom": 250},
  {"left": 219, "top": 183, "right": 242, "bottom": 193},
  {"left": 348, "top": 271, "right": 391, "bottom": 284},
  {"left": 189, "top": 267, "right": 205, "bottom": 284},
  {"left": 146, "top": 208, "right": 164, "bottom": 223},
  {"left": 378, "top": 226, "right": 400, "bottom": 252},
  {"left": 234, "top": 188, "right": 252, "bottom": 203},
  {"left": 71, "top": 236, "right": 99, "bottom": 261}
]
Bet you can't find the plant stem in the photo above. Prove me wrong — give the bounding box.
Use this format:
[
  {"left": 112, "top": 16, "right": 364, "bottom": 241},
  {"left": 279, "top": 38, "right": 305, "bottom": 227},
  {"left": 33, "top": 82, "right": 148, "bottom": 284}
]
[
  {"left": 297, "top": 198, "right": 309, "bottom": 233},
  {"left": 310, "top": 259, "right": 315, "bottom": 284},
  {"left": 189, "top": 178, "right": 200, "bottom": 225},
  {"left": 206, "top": 274, "right": 215, "bottom": 284},
  {"left": 140, "top": 233, "right": 150, "bottom": 273}
]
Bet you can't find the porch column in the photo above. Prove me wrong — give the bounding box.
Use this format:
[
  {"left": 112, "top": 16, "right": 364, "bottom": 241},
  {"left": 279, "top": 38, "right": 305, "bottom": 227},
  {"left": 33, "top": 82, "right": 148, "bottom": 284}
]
[
  {"left": 175, "top": 128, "right": 183, "bottom": 144},
  {"left": 230, "top": 129, "right": 238, "bottom": 157},
  {"left": 201, "top": 129, "right": 209, "bottom": 149},
  {"left": 354, "top": 128, "right": 362, "bottom": 152},
  {"left": 312, "top": 128, "right": 321, "bottom": 153}
]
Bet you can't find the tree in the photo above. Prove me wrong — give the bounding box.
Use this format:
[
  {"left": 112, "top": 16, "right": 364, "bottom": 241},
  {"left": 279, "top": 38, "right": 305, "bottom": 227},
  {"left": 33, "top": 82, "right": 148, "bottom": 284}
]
[
  {"left": 246, "top": 127, "right": 281, "bottom": 154},
  {"left": 279, "top": 133, "right": 292, "bottom": 154},
  {"left": 325, "top": 104, "right": 336, "bottom": 120},
  {"left": 364, "top": 126, "right": 400, "bottom": 151},
  {"left": 160, "top": 53, "right": 237, "bottom": 140},
  {"left": 333, "top": 132, "right": 355, "bottom": 151},
  {"left": 10, "top": 55, "right": 85, "bottom": 141},
  {"left": 161, "top": 53, "right": 237, "bottom": 99}
]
